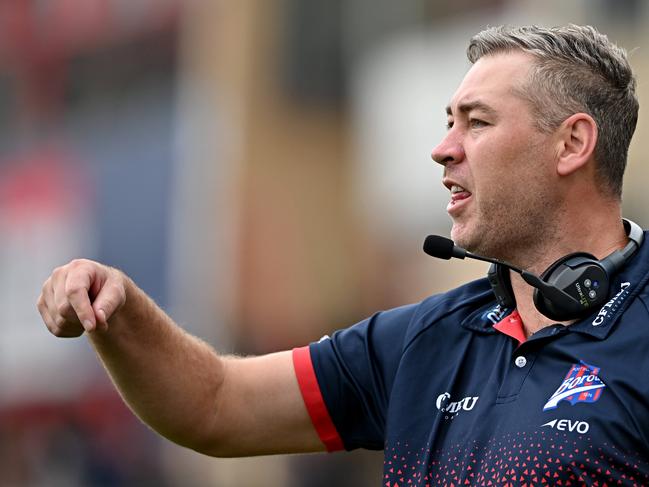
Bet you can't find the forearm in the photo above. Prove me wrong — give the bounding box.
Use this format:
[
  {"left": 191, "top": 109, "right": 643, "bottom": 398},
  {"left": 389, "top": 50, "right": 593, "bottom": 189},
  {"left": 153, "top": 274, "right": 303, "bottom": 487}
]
[
  {"left": 88, "top": 277, "right": 225, "bottom": 452},
  {"left": 38, "top": 260, "right": 324, "bottom": 456}
]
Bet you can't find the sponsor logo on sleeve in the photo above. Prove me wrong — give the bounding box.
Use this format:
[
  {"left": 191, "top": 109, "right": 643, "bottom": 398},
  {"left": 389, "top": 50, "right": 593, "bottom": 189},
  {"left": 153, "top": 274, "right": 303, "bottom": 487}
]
[{"left": 542, "top": 361, "right": 605, "bottom": 411}]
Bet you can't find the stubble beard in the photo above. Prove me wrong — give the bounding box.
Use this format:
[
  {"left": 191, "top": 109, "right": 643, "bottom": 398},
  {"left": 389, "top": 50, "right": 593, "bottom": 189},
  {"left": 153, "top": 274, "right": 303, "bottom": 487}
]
[{"left": 453, "top": 187, "right": 563, "bottom": 269}]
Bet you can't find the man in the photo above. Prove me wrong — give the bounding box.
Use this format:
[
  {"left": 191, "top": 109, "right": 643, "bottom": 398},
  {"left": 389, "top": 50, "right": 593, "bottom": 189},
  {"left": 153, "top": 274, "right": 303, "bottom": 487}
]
[{"left": 38, "top": 25, "right": 649, "bottom": 484}]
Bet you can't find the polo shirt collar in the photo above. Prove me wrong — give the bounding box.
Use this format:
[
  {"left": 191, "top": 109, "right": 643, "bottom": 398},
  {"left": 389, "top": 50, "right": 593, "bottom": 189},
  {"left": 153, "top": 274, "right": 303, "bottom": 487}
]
[{"left": 459, "top": 298, "right": 509, "bottom": 334}]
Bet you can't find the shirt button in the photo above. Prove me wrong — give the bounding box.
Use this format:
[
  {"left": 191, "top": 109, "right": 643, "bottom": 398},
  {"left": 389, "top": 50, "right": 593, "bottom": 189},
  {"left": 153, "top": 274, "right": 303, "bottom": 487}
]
[{"left": 514, "top": 356, "right": 527, "bottom": 368}]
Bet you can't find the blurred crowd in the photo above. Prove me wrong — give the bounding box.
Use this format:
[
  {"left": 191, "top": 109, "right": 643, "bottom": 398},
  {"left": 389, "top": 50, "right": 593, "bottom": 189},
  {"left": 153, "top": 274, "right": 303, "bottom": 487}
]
[{"left": 3, "top": 1, "right": 649, "bottom": 485}]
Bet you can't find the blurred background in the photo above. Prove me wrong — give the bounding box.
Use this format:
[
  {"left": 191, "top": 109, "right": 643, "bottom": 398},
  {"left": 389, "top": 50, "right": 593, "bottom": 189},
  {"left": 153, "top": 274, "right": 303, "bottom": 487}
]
[{"left": 2, "top": 0, "right": 649, "bottom": 485}]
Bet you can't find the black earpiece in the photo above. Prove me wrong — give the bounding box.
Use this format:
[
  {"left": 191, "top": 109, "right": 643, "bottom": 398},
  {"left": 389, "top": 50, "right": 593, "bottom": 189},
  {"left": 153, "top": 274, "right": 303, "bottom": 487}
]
[
  {"left": 487, "top": 261, "right": 516, "bottom": 309},
  {"left": 488, "top": 219, "right": 644, "bottom": 321}
]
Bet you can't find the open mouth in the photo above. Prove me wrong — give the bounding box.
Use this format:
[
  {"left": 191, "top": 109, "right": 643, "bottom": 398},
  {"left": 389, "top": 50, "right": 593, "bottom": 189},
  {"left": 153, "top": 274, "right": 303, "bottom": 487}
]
[{"left": 447, "top": 185, "right": 472, "bottom": 213}]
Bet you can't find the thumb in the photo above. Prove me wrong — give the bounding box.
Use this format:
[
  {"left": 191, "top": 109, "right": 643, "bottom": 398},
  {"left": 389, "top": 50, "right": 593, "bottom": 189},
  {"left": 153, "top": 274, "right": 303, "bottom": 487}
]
[{"left": 91, "top": 277, "right": 127, "bottom": 332}]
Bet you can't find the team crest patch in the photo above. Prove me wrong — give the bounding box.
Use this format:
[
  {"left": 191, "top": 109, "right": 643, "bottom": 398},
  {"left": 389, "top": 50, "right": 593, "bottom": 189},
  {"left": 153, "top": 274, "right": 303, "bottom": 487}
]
[{"left": 543, "top": 361, "right": 605, "bottom": 411}]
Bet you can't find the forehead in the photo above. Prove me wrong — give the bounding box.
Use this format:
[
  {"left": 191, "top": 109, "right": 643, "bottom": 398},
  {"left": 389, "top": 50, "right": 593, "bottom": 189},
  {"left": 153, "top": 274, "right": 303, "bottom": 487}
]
[{"left": 447, "top": 51, "right": 535, "bottom": 115}]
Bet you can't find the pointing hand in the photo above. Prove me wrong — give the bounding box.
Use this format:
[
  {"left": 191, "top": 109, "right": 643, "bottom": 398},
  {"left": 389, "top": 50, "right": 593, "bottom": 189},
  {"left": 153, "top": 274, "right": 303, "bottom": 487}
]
[{"left": 37, "top": 259, "right": 127, "bottom": 337}]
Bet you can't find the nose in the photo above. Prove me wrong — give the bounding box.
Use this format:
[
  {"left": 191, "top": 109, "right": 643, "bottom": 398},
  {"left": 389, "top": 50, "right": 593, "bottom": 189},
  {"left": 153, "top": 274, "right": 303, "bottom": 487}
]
[{"left": 431, "top": 130, "right": 464, "bottom": 166}]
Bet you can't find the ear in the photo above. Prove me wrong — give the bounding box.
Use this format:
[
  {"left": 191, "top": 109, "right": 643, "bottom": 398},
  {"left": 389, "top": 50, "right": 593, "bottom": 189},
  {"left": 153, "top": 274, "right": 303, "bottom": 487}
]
[{"left": 555, "top": 113, "right": 598, "bottom": 177}]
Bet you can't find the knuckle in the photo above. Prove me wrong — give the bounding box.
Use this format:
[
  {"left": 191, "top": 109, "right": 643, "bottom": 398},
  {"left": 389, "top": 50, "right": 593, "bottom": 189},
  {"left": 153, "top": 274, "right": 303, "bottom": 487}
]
[
  {"left": 46, "top": 322, "right": 60, "bottom": 335},
  {"left": 37, "top": 300, "right": 47, "bottom": 317},
  {"left": 66, "top": 259, "right": 84, "bottom": 274},
  {"left": 49, "top": 323, "right": 76, "bottom": 338},
  {"left": 69, "top": 258, "right": 93, "bottom": 269},
  {"left": 98, "top": 297, "right": 116, "bottom": 315},
  {"left": 64, "top": 282, "right": 82, "bottom": 299},
  {"left": 54, "top": 314, "right": 68, "bottom": 329},
  {"left": 56, "top": 301, "right": 72, "bottom": 317},
  {"left": 110, "top": 280, "right": 126, "bottom": 300},
  {"left": 109, "top": 283, "right": 127, "bottom": 307},
  {"left": 62, "top": 259, "right": 81, "bottom": 276},
  {"left": 41, "top": 277, "right": 51, "bottom": 293}
]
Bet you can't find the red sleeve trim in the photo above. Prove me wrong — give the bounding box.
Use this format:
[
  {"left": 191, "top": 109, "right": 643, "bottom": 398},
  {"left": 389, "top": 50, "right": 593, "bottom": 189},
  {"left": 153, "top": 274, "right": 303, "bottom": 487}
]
[{"left": 292, "top": 346, "right": 344, "bottom": 452}]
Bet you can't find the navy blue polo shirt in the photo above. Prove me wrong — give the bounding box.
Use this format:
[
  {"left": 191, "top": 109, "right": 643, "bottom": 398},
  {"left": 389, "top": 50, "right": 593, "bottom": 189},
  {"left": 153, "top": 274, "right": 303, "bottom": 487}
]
[{"left": 293, "top": 232, "right": 649, "bottom": 486}]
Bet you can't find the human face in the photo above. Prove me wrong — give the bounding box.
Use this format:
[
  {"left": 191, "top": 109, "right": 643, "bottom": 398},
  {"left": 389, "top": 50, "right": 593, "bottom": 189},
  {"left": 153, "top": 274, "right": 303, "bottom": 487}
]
[{"left": 431, "top": 52, "right": 562, "bottom": 262}]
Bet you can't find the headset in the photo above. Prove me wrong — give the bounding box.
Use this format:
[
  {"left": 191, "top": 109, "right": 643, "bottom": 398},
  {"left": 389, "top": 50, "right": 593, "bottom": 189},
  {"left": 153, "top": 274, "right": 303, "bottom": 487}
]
[
  {"left": 423, "top": 219, "right": 644, "bottom": 322},
  {"left": 487, "top": 218, "right": 644, "bottom": 321}
]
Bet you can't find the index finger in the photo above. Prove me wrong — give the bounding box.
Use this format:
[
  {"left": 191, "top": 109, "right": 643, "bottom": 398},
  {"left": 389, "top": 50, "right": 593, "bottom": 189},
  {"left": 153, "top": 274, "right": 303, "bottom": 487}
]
[{"left": 65, "top": 269, "right": 97, "bottom": 332}]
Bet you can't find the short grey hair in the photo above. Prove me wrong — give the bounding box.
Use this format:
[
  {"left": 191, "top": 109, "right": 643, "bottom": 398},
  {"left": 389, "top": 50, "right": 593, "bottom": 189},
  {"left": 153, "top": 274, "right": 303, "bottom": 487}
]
[{"left": 467, "top": 24, "right": 638, "bottom": 199}]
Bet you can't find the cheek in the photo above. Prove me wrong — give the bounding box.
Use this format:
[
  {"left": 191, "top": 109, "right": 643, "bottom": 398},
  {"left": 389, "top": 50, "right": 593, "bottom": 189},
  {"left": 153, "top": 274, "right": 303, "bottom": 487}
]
[
  {"left": 467, "top": 131, "right": 545, "bottom": 196},
  {"left": 483, "top": 135, "right": 540, "bottom": 174},
  {"left": 472, "top": 154, "right": 530, "bottom": 206}
]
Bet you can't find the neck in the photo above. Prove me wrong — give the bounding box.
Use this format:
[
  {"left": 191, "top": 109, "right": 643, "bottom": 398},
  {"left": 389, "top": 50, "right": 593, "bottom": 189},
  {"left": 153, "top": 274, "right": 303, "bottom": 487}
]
[{"left": 509, "top": 207, "right": 628, "bottom": 336}]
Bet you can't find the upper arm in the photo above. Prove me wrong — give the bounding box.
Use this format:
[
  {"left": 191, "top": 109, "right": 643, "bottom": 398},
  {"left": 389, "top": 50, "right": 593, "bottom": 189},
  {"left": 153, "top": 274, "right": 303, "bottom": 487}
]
[
  {"left": 308, "top": 305, "right": 416, "bottom": 450},
  {"left": 198, "top": 304, "right": 417, "bottom": 457},
  {"left": 200, "top": 350, "right": 326, "bottom": 457}
]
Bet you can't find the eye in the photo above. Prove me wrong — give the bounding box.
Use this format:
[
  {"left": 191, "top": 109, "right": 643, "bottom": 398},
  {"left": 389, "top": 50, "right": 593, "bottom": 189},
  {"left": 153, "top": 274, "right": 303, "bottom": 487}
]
[
  {"left": 445, "top": 120, "right": 454, "bottom": 130},
  {"left": 469, "top": 118, "right": 488, "bottom": 129}
]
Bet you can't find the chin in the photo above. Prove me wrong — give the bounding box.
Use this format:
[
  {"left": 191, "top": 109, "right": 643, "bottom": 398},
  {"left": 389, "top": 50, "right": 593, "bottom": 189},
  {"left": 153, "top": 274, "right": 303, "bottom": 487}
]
[
  {"left": 451, "top": 224, "right": 491, "bottom": 256},
  {"left": 450, "top": 221, "right": 470, "bottom": 244},
  {"left": 450, "top": 228, "right": 473, "bottom": 251}
]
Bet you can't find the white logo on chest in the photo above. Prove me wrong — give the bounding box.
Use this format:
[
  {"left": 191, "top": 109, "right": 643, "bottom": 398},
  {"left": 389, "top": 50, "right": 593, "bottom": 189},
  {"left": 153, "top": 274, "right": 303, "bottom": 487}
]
[
  {"left": 435, "top": 392, "right": 479, "bottom": 419},
  {"left": 541, "top": 418, "right": 590, "bottom": 434}
]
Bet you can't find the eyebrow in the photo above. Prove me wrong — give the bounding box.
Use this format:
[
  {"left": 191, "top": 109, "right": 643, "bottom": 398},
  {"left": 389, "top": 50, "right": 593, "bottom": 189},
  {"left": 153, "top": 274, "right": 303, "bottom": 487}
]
[{"left": 445, "top": 100, "right": 498, "bottom": 117}]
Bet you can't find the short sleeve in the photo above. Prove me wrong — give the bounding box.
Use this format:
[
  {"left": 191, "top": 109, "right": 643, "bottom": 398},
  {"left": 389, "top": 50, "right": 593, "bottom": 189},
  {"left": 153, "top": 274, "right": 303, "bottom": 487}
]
[{"left": 293, "top": 304, "right": 417, "bottom": 451}]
